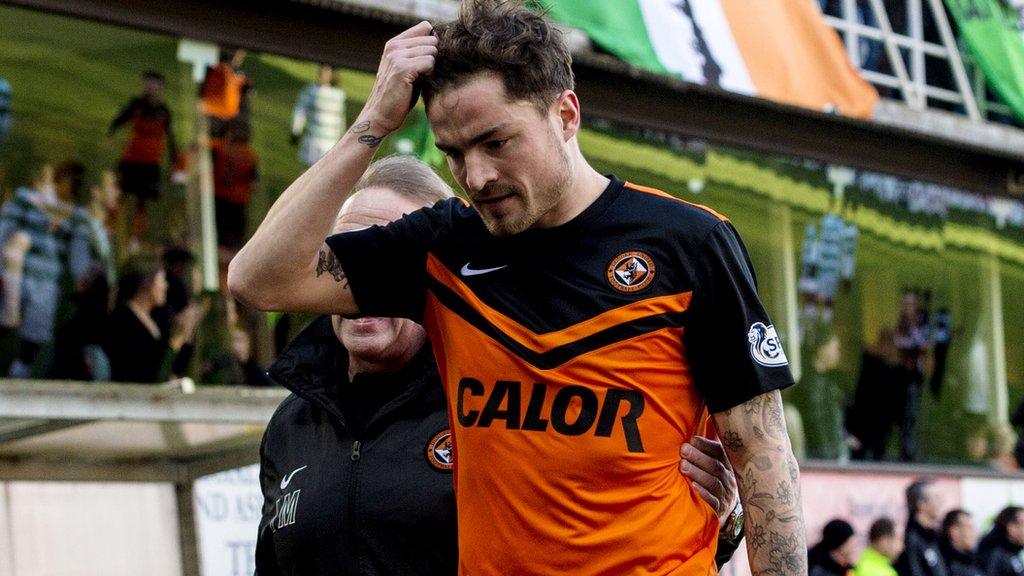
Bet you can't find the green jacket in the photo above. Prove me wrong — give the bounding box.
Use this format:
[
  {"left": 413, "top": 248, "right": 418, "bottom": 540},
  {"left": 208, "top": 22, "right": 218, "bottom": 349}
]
[{"left": 855, "top": 547, "right": 897, "bottom": 576}]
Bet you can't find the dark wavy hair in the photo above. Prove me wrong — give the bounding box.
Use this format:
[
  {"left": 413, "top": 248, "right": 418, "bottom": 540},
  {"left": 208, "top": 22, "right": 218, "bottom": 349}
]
[{"left": 423, "top": 0, "right": 574, "bottom": 112}]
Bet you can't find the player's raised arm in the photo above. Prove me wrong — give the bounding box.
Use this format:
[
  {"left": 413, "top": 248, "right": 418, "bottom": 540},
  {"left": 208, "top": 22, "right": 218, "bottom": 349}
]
[
  {"left": 713, "top": 390, "right": 807, "bottom": 576},
  {"left": 227, "top": 21, "right": 437, "bottom": 314}
]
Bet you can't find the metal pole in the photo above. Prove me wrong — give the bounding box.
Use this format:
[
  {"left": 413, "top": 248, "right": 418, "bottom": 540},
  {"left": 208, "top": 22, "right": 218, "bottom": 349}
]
[
  {"left": 909, "top": 0, "right": 926, "bottom": 106},
  {"left": 176, "top": 481, "right": 202, "bottom": 576},
  {"left": 925, "top": 0, "right": 982, "bottom": 120},
  {"left": 867, "top": 0, "right": 922, "bottom": 107}
]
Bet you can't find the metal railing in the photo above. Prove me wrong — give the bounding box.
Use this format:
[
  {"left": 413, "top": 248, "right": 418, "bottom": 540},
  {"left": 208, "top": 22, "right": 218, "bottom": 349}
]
[{"left": 818, "top": 0, "right": 1015, "bottom": 122}]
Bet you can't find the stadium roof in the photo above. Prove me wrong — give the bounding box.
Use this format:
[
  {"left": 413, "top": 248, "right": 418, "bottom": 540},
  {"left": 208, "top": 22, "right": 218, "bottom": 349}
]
[
  {"left": 3, "top": 0, "right": 1023, "bottom": 198},
  {"left": 0, "top": 380, "right": 286, "bottom": 482}
]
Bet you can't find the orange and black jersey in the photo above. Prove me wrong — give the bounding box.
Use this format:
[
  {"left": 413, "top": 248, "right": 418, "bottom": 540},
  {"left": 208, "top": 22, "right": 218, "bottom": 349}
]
[{"left": 326, "top": 176, "right": 795, "bottom": 576}]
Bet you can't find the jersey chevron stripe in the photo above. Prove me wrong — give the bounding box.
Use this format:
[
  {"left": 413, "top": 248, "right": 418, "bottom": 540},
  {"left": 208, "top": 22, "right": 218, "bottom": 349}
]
[
  {"left": 425, "top": 280, "right": 689, "bottom": 370},
  {"left": 624, "top": 181, "right": 730, "bottom": 222},
  {"left": 426, "top": 253, "right": 692, "bottom": 351}
]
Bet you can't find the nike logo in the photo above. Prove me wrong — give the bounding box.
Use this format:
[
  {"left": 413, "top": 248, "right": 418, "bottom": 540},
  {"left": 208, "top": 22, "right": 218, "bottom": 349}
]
[
  {"left": 280, "top": 465, "right": 307, "bottom": 490},
  {"left": 460, "top": 263, "right": 507, "bottom": 277}
]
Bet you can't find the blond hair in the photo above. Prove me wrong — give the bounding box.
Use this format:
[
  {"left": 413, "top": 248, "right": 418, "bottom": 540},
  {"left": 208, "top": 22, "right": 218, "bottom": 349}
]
[{"left": 353, "top": 155, "right": 454, "bottom": 206}]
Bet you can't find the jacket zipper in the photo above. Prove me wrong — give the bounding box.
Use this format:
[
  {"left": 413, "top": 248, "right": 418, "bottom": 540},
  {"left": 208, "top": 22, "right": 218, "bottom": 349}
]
[{"left": 348, "top": 438, "right": 362, "bottom": 573}]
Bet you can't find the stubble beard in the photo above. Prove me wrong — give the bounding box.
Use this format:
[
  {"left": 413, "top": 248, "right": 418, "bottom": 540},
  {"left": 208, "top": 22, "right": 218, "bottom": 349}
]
[{"left": 479, "top": 139, "right": 573, "bottom": 237}]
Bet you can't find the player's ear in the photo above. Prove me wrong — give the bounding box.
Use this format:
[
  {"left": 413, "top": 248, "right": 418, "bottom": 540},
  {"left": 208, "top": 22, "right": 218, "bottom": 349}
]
[{"left": 553, "top": 90, "right": 580, "bottom": 142}]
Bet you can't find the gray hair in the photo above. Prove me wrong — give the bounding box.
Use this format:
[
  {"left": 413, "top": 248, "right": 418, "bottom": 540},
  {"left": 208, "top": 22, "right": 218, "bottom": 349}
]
[{"left": 352, "top": 155, "right": 454, "bottom": 206}]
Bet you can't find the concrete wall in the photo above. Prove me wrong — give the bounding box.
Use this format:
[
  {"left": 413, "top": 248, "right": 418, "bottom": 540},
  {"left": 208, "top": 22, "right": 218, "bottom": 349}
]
[{"left": 0, "top": 482, "right": 182, "bottom": 576}]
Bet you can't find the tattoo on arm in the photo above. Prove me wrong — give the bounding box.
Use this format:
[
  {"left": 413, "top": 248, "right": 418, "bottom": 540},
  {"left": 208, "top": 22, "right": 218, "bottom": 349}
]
[
  {"left": 316, "top": 247, "right": 349, "bottom": 288},
  {"left": 357, "top": 134, "right": 385, "bottom": 148},
  {"left": 350, "top": 121, "right": 385, "bottom": 148},
  {"left": 715, "top": 391, "right": 807, "bottom": 576}
]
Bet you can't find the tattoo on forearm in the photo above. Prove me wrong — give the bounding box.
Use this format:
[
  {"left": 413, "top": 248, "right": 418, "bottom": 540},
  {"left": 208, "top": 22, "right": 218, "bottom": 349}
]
[
  {"left": 722, "top": 430, "right": 744, "bottom": 452},
  {"left": 316, "top": 247, "right": 348, "bottom": 287},
  {"left": 357, "top": 134, "right": 385, "bottom": 148},
  {"left": 719, "top": 391, "right": 807, "bottom": 576},
  {"left": 350, "top": 121, "right": 385, "bottom": 148}
]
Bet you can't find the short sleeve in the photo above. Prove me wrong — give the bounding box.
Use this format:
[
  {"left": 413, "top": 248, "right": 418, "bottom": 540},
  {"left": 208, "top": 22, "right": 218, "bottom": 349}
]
[
  {"left": 324, "top": 202, "right": 446, "bottom": 321},
  {"left": 685, "top": 222, "right": 795, "bottom": 413}
]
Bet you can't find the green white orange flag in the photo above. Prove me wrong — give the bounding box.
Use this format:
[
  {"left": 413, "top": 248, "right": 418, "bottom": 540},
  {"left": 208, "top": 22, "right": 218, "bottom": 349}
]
[{"left": 541, "top": 0, "right": 879, "bottom": 118}]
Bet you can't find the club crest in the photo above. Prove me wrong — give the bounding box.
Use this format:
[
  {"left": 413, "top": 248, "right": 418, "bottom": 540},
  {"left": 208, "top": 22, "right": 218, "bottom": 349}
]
[
  {"left": 607, "top": 251, "right": 656, "bottom": 293},
  {"left": 426, "top": 429, "right": 454, "bottom": 472}
]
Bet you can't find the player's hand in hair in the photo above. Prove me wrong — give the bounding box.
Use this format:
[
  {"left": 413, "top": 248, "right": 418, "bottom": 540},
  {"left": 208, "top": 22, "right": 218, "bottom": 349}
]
[{"left": 361, "top": 21, "right": 437, "bottom": 135}]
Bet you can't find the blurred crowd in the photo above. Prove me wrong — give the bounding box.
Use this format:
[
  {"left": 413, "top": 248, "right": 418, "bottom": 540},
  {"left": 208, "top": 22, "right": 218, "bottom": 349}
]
[
  {"left": 0, "top": 49, "right": 346, "bottom": 386},
  {"left": 811, "top": 480, "right": 1024, "bottom": 576}
]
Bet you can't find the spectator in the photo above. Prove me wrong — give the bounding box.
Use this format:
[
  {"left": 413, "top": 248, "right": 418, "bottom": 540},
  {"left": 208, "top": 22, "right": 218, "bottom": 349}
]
[
  {"left": 804, "top": 333, "right": 847, "bottom": 459},
  {"left": 50, "top": 169, "right": 122, "bottom": 380},
  {"left": 929, "top": 307, "right": 952, "bottom": 397},
  {"left": 201, "top": 325, "right": 268, "bottom": 386},
  {"left": 895, "top": 289, "right": 929, "bottom": 461},
  {"left": 161, "top": 246, "right": 195, "bottom": 318},
  {"left": 941, "top": 509, "right": 983, "bottom": 576},
  {"left": 0, "top": 74, "right": 10, "bottom": 153},
  {"left": 109, "top": 71, "right": 181, "bottom": 246},
  {"left": 809, "top": 519, "right": 858, "bottom": 576},
  {"left": 81, "top": 170, "right": 121, "bottom": 285},
  {"left": 104, "top": 255, "right": 204, "bottom": 383},
  {"left": 988, "top": 425, "right": 1020, "bottom": 472},
  {"left": 849, "top": 327, "right": 900, "bottom": 460},
  {"left": 290, "top": 64, "right": 346, "bottom": 167},
  {"left": 0, "top": 161, "right": 91, "bottom": 377},
  {"left": 49, "top": 264, "right": 110, "bottom": 381},
  {"left": 895, "top": 479, "right": 949, "bottom": 576},
  {"left": 210, "top": 118, "right": 257, "bottom": 251},
  {"left": 200, "top": 48, "right": 251, "bottom": 138},
  {"left": 977, "top": 506, "right": 1024, "bottom": 576},
  {"left": 856, "top": 518, "right": 902, "bottom": 576}
]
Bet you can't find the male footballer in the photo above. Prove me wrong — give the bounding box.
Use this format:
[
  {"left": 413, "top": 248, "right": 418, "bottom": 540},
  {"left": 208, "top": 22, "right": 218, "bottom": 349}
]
[{"left": 230, "top": 1, "right": 806, "bottom": 574}]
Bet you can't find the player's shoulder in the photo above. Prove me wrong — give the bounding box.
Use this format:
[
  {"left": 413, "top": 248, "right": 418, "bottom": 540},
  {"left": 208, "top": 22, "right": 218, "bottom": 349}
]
[
  {"left": 421, "top": 195, "right": 483, "bottom": 230},
  {"left": 617, "top": 180, "right": 729, "bottom": 238}
]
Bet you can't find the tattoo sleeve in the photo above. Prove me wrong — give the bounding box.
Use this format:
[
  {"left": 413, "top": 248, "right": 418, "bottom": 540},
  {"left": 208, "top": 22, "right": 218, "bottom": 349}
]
[
  {"left": 349, "top": 121, "right": 385, "bottom": 148},
  {"left": 315, "top": 245, "right": 349, "bottom": 288},
  {"left": 713, "top": 390, "right": 806, "bottom": 576}
]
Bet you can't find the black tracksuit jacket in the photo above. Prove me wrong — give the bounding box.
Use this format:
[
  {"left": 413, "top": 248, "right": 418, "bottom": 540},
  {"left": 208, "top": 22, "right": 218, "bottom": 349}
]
[
  {"left": 254, "top": 317, "right": 740, "bottom": 574},
  {"left": 255, "top": 317, "right": 458, "bottom": 576},
  {"left": 978, "top": 526, "right": 1024, "bottom": 576},
  {"left": 896, "top": 519, "right": 950, "bottom": 576}
]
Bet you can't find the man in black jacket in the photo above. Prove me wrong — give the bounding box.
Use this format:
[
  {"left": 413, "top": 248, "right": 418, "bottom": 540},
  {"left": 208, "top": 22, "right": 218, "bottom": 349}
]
[
  {"left": 896, "top": 479, "right": 949, "bottom": 576},
  {"left": 978, "top": 506, "right": 1024, "bottom": 576},
  {"left": 940, "top": 509, "right": 984, "bottom": 576},
  {"left": 254, "top": 157, "right": 745, "bottom": 575}
]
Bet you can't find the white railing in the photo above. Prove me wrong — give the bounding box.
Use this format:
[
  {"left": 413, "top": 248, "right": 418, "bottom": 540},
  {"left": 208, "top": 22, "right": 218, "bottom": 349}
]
[{"left": 818, "top": 0, "right": 1015, "bottom": 122}]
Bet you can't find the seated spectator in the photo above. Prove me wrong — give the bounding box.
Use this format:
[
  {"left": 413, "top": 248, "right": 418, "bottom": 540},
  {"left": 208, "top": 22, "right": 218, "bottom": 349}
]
[
  {"left": 201, "top": 325, "right": 268, "bottom": 386},
  {"left": 856, "top": 517, "right": 901, "bottom": 576},
  {"left": 941, "top": 509, "right": 983, "bottom": 576},
  {"left": 896, "top": 479, "right": 948, "bottom": 576},
  {"left": 49, "top": 263, "right": 111, "bottom": 381},
  {"left": 988, "top": 425, "right": 1020, "bottom": 472},
  {"left": 161, "top": 246, "right": 195, "bottom": 317},
  {"left": 104, "top": 255, "right": 204, "bottom": 383},
  {"left": 978, "top": 506, "right": 1024, "bottom": 576},
  {"left": 809, "top": 519, "right": 858, "bottom": 576}
]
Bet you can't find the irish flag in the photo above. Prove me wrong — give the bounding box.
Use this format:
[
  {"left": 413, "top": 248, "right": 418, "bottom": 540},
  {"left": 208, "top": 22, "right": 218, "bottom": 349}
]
[{"left": 543, "top": 0, "right": 878, "bottom": 118}]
